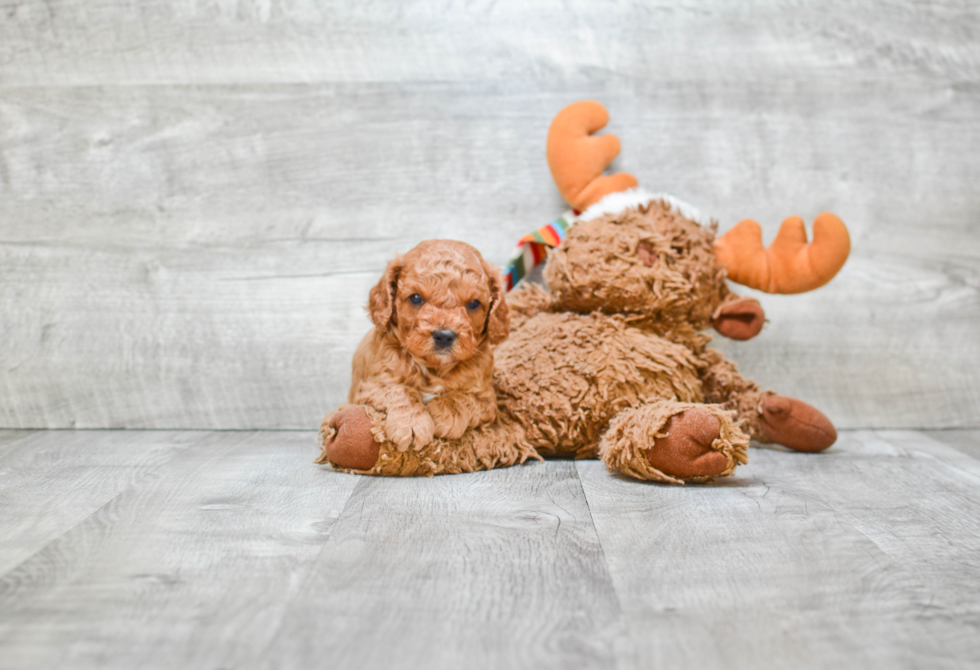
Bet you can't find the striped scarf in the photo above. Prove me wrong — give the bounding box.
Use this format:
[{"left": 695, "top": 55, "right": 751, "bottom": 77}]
[{"left": 503, "top": 210, "right": 578, "bottom": 291}]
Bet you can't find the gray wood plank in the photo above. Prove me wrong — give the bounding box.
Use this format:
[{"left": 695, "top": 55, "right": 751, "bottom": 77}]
[
  {"left": 876, "top": 429, "right": 980, "bottom": 482},
  {"left": 3, "top": 429, "right": 980, "bottom": 668},
  {"left": 578, "top": 431, "right": 980, "bottom": 669},
  {"left": 919, "top": 429, "right": 980, "bottom": 462},
  {"left": 259, "top": 461, "right": 628, "bottom": 670},
  {"left": 0, "top": 430, "right": 35, "bottom": 452},
  {"left": 1, "top": 78, "right": 978, "bottom": 429},
  {"left": 0, "top": 1, "right": 976, "bottom": 86},
  {"left": 0, "top": 430, "right": 358, "bottom": 670},
  {"left": 750, "top": 431, "right": 980, "bottom": 665},
  {"left": 0, "top": 430, "right": 210, "bottom": 575}
]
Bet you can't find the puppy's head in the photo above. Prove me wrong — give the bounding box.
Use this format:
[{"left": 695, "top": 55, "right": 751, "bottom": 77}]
[{"left": 368, "top": 240, "right": 510, "bottom": 367}]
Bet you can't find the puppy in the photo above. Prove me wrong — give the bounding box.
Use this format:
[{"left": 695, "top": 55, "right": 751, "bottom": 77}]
[{"left": 348, "top": 240, "right": 510, "bottom": 451}]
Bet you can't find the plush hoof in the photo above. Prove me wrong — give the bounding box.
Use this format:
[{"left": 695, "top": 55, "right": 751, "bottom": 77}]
[
  {"left": 646, "top": 407, "right": 730, "bottom": 479},
  {"left": 316, "top": 405, "right": 381, "bottom": 470},
  {"left": 712, "top": 298, "right": 765, "bottom": 340},
  {"left": 760, "top": 395, "right": 837, "bottom": 452}
]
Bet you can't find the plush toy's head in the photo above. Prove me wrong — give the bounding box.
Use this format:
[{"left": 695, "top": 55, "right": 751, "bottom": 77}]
[
  {"left": 537, "top": 100, "right": 851, "bottom": 335},
  {"left": 369, "top": 239, "right": 510, "bottom": 367},
  {"left": 544, "top": 201, "right": 728, "bottom": 333}
]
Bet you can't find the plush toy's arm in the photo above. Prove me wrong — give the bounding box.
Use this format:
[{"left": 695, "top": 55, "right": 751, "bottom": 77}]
[
  {"left": 351, "top": 381, "right": 434, "bottom": 452},
  {"left": 711, "top": 292, "right": 766, "bottom": 341},
  {"left": 506, "top": 283, "right": 553, "bottom": 331}
]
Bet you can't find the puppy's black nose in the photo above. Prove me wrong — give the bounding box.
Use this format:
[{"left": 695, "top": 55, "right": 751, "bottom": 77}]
[{"left": 432, "top": 329, "right": 457, "bottom": 350}]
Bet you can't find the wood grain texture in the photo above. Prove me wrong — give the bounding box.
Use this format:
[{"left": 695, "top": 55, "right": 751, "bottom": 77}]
[
  {"left": 1, "top": 0, "right": 978, "bottom": 429},
  {"left": 2, "top": 429, "right": 980, "bottom": 668},
  {"left": 0, "top": 430, "right": 358, "bottom": 670},
  {"left": 921, "top": 429, "right": 980, "bottom": 462},
  {"left": 577, "top": 430, "right": 980, "bottom": 669},
  {"left": 0, "top": 0, "right": 977, "bottom": 86},
  {"left": 0, "top": 430, "right": 34, "bottom": 452},
  {"left": 259, "top": 461, "right": 627, "bottom": 670},
  {"left": 0, "top": 430, "right": 208, "bottom": 575}
]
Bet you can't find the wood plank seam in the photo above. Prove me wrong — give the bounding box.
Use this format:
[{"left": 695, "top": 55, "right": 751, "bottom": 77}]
[
  {"left": 0, "top": 432, "right": 217, "bottom": 585},
  {"left": 250, "top": 470, "right": 366, "bottom": 666}
]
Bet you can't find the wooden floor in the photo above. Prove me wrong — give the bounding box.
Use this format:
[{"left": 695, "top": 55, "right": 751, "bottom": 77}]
[{"left": 1, "top": 430, "right": 979, "bottom": 669}]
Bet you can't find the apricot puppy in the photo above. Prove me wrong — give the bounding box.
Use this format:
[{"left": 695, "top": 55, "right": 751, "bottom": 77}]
[{"left": 345, "top": 239, "right": 510, "bottom": 452}]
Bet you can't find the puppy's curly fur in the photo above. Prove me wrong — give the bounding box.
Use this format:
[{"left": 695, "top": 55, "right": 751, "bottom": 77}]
[{"left": 348, "top": 239, "right": 510, "bottom": 452}]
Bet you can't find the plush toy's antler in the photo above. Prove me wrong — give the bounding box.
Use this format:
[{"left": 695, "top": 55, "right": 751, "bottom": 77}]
[
  {"left": 547, "top": 101, "right": 638, "bottom": 211},
  {"left": 713, "top": 213, "right": 850, "bottom": 294}
]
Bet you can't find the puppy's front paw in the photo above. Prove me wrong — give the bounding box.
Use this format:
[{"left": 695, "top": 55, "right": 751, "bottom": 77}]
[
  {"left": 427, "top": 396, "right": 469, "bottom": 440},
  {"left": 385, "top": 407, "right": 435, "bottom": 452}
]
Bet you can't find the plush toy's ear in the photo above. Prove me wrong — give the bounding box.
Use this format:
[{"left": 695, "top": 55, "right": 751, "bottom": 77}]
[
  {"left": 367, "top": 255, "right": 403, "bottom": 330},
  {"left": 482, "top": 259, "right": 511, "bottom": 345}
]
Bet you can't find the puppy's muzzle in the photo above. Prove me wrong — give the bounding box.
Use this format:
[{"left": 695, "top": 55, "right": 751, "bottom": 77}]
[{"left": 432, "top": 329, "right": 457, "bottom": 351}]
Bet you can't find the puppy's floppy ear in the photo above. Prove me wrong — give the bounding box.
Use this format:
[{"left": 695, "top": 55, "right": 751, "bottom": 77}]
[
  {"left": 368, "top": 254, "right": 404, "bottom": 330},
  {"left": 481, "top": 259, "right": 511, "bottom": 345}
]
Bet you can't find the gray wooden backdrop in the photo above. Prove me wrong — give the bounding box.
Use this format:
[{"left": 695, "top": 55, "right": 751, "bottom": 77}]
[{"left": 1, "top": 0, "right": 978, "bottom": 430}]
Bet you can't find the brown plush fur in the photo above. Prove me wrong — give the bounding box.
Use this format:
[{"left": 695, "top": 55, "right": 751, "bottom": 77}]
[
  {"left": 494, "top": 311, "right": 704, "bottom": 458},
  {"left": 319, "top": 99, "right": 844, "bottom": 482},
  {"left": 321, "top": 404, "right": 539, "bottom": 477},
  {"left": 601, "top": 402, "right": 747, "bottom": 485},
  {"left": 483, "top": 201, "right": 756, "bottom": 482},
  {"left": 320, "top": 200, "right": 836, "bottom": 483},
  {"left": 347, "top": 239, "right": 510, "bottom": 452},
  {"left": 321, "top": 202, "right": 759, "bottom": 482},
  {"left": 544, "top": 202, "right": 731, "bottom": 341}
]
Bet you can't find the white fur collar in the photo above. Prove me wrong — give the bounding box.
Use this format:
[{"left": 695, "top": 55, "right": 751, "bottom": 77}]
[{"left": 577, "top": 187, "right": 710, "bottom": 227}]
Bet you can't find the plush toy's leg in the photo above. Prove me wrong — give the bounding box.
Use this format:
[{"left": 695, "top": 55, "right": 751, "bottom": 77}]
[
  {"left": 317, "top": 405, "right": 540, "bottom": 477},
  {"left": 598, "top": 400, "right": 749, "bottom": 484},
  {"left": 316, "top": 404, "right": 382, "bottom": 470},
  {"left": 699, "top": 350, "right": 837, "bottom": 452},
  {"left": 758, "top": 395, "right": 838, "bottom": 453}
]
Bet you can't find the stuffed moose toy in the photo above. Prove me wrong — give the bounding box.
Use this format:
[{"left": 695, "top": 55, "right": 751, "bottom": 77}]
[{"left": 318, "top": 101, "right": 850, "bottom": 484}]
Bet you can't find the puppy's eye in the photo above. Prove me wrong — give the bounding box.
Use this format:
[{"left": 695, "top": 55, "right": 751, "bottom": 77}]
[
  {"left": 409, "top": 294, "right": 424, "bottom": 306},
  {"left": 466, "top": 299, "right": 481, "bottom": 311}
]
